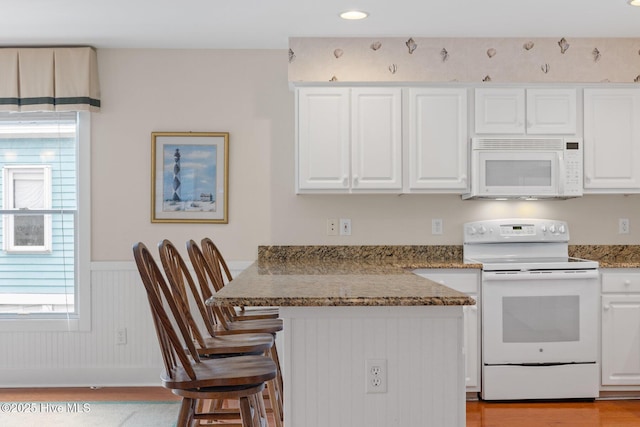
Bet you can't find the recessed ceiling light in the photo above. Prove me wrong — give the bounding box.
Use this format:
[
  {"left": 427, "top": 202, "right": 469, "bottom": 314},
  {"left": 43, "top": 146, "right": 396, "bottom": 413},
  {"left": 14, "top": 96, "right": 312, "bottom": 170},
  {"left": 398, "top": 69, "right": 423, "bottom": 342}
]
[
  {"left": 340, "top": 10, "right": 369, "bottom": 20},
  {"left": 629, "top": 0, "right": 640, "bottom": 5}
]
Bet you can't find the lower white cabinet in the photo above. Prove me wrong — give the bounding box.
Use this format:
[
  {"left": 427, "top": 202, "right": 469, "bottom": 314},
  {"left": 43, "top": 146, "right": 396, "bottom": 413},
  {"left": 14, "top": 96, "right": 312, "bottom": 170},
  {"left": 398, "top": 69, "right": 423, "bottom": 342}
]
[
  {"left": 601, "top": 269, "right": 640, "bottom": 388},
  {"left": 413, "top": 269, "right": 480, "bottom": 391}
]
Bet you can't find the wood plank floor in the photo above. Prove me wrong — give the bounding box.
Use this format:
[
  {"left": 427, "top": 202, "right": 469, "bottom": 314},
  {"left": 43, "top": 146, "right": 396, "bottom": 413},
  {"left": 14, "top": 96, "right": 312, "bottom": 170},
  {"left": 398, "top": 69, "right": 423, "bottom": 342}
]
[
  {"left": 1, "top": 388, "right": 640, "bottom": 426},
  {"left": 466, "top": 399, "right": 640, "bottom": 427}
]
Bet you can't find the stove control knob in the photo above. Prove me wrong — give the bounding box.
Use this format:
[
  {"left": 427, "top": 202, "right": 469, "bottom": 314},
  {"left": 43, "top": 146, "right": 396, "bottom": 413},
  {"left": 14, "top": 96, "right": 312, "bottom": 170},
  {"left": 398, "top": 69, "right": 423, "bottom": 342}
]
[
  {"left": 549, "top": 224, "right": 557, "bottom": 233},
  {"left": 478, "top": 226, "right": 487, "bottom": 235},
  {"left": 467, "top": 226, "right": 477, "bottom": 235},
  {"left": 558, "top": 225, "right": 566, "bottom": 234},
  {"left": 540, "top": 225, "right": 547, "bottom": 233}
]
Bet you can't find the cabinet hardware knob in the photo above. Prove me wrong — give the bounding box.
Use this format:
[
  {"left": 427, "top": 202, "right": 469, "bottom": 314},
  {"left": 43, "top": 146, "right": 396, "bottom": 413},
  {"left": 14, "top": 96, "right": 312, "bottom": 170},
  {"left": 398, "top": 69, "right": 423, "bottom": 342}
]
[
  {"left": 624, "top": 280, "right": 631, "bottom": 286},
  {"left": 604, "top": 305, "right": 610, "bottom": 311}
]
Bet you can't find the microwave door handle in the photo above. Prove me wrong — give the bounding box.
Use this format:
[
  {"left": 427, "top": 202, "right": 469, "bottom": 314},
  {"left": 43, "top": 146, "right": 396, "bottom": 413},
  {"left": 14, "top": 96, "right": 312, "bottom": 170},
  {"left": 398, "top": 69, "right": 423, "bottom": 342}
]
[{"left": 558, "top": 153, "right": 565, "bottom": 195}]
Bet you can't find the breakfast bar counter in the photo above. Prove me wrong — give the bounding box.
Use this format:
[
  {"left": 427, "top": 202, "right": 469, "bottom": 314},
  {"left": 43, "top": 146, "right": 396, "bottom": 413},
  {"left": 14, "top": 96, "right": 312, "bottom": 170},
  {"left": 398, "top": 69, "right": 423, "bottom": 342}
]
[
  {"left": 207, "top": 261, "right": 476, "bottom": 307},
  {"left": 208, "top": 246, "right": 476, "bottom": 427}
]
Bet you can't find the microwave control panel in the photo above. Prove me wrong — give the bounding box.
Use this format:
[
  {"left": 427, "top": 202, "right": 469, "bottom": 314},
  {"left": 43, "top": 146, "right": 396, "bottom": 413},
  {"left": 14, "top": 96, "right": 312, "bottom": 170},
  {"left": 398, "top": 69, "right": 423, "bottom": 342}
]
[{"left": 563, "top": 139, "right": 583, "bottom": 197}]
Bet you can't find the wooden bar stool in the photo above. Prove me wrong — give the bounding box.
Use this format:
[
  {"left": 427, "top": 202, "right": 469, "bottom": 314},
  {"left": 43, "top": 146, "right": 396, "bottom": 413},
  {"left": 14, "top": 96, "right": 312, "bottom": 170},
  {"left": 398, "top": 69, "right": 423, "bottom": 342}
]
[
  {"left": 133, "top": 242, "right": 275, "bottom": 427},
  {"left": 157, "top": 240, "right": 274, "bottom": 358},
  {"left": 159, "top": 239, "right": 283, "bottom": 427},
  {"left": 187, "top": 239, "right": 284, "bottom": 424}
]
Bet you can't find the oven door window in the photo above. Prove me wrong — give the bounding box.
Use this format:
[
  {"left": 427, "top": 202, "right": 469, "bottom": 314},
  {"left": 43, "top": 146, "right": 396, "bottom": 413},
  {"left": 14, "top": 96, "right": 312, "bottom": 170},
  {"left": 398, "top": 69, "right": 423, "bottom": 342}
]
[{"left": 503, "top": 295, "right": 579, "bottom": 343}]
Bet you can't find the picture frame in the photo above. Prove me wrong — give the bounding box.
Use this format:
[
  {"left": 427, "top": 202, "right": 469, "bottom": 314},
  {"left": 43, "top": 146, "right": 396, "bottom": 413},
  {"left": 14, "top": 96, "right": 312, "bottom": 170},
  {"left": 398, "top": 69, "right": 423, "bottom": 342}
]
[{"left": 151, "top": 132, "right": 229, "bottom": 224}]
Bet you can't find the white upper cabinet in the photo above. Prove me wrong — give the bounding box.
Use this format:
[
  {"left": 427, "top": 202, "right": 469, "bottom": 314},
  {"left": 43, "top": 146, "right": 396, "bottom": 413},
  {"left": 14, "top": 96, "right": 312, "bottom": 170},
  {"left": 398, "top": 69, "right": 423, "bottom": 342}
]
[
  {"left": 351, "top": 88, "right": 403, "bottom": 191},
  {"left": 583, "top": 88, "right": 640, "bottom": 192},
  {"left": 475, "top": 88, "right": 576, "bottom": 135},
  {"left": 475, "top": 88, "right": 525, "bottom": 134},
  {"left": 526, "top": 89, "right": 577, "bottom": 134},
  {"left": 406, "top": 88, "right": 468, "bottom": 192},
  {"left": 296, "top": 87, "right": 402, "bottom": 193},
  {"left": 297, "top": 87, "right": 350, "bottom": 191}
]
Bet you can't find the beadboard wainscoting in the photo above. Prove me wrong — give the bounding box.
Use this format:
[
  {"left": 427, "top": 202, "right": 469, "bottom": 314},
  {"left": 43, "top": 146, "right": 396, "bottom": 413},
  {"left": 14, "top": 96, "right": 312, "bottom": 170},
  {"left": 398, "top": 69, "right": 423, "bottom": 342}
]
[
  {"left": 282, "top": 306, "right": 465, "bottom": 427},
  {"left": 0, "top": 261, "right": 251, "bottom": 387}
]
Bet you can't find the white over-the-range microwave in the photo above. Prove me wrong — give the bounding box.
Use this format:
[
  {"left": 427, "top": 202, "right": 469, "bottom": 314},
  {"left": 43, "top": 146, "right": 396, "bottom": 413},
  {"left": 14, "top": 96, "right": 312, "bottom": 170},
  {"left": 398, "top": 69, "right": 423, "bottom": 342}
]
[{"left": 462, "top": 137, "right": 583, "bottom": 200}]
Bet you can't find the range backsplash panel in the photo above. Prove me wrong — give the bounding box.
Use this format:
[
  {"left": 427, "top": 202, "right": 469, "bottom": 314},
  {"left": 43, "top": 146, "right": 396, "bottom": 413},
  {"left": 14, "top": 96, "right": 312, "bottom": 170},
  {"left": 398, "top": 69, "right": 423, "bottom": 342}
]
[{"left": 288, "top": 37, "right": 640, "bottom": 83}]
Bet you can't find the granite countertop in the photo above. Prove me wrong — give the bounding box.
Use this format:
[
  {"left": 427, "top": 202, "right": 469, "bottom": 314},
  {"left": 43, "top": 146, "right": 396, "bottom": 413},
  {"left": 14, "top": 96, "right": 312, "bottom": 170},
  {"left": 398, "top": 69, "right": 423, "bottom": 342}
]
[
  {"left": 569, "top": 245, "right": 640, "bottom": 268},
  {"left": 208, "top": 245, "right": 640, "bottom": 308},
  {"left": 209, "top": 245, "right": 478, "bottom": 307}
]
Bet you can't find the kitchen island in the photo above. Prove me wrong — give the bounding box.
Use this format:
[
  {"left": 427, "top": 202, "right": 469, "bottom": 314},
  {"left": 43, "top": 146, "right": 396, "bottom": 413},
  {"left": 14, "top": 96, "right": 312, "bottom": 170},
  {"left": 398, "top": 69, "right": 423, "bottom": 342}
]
[{"left": 208, "top": 246, "right": 476, "bottom": 427}]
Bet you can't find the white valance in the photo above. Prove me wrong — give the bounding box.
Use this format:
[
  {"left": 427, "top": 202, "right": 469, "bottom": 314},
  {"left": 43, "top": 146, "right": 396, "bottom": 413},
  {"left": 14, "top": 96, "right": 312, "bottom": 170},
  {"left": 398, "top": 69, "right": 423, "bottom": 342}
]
[{"left": 0, "top": 47, "right": 100, "bottom": 112}]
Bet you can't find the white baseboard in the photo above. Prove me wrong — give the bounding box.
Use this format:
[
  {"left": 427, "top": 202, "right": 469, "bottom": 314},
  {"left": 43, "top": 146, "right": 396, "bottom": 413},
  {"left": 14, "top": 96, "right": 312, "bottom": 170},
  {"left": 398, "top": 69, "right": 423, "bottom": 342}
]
[{"left": 0, "top": 367, "right": 161, "bottom": 388}]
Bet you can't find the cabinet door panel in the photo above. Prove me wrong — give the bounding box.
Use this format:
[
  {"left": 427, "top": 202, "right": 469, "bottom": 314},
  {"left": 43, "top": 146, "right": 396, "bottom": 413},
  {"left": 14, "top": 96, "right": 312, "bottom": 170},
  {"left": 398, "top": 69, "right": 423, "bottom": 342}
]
[
  {"left": 526, "top": 89, "right": 577, "bottom": 134},
  {"left": 584, "top": 89, "right": 640, "bottom": 191},
  {"left": 297, "top": 88, "right": 350, "bottom": 191},
  {"left": 351, "top": 88, "right": 402, "bottom": 190},
  {"left": 601, "top": 295, "right": 640, "bottom": 385},
  {"left": 408, "top": 88, "right": 468, "bottom": 191},
  {"left": 475, "top": 88, "right": 525, "bottom": 134}
]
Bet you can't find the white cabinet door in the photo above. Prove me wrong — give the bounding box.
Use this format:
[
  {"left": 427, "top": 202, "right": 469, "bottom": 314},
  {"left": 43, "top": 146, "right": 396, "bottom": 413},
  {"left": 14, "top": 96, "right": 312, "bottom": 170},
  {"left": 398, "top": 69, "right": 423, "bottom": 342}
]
[
  {"left": 475, "top": 88, "right": 525, "bottom": 134},
  {"left": 351, "top": 88, "right": 402, "bottom": 190},
  {"left": 584, "top": 88, "right": 640, "bottom": 191},
  {"left": 413, "top": 269, "right": 480, "bottom": 391},
  {"left": 526, "top": 89, "right": 577, "bottom": 134},
  {"left": 601, "top": 294, "right": 640, "bottom": 386},
  {"left": 297, "top": 87, "right": 402, "bottom": 192},
  {"left": 407, "top": 88, "right": 468, "bottom": 192},
  {"left": 297, "top": 87, "right": 350, "bottom": 191},
  {"left": 475, "top": 88, "right": 576, "bottom": 135}
]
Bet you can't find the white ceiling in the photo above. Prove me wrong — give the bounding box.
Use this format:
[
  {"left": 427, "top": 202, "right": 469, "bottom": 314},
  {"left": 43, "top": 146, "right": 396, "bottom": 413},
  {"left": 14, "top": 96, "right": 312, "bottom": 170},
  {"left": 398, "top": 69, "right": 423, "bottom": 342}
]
[{"left": 2, "top": 0, "right": 639, "bottom": 49}]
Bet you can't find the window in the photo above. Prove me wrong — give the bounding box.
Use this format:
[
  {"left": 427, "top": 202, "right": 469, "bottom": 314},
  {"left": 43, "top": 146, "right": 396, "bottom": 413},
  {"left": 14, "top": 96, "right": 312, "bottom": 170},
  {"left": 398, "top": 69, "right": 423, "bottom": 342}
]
[
  {"left": 3, "top": 165, "right": 53, "bottom": 253},
  {"left": 0, "top": 112, "right": 90, "bottom": 331}
]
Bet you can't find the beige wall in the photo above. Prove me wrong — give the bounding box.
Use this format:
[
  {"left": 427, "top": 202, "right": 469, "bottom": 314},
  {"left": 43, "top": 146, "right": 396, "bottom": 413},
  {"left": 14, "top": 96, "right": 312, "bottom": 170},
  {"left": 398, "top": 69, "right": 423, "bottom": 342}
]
[
  {"left": 92, "top": 48, "right": 640, "bottom": 262},
  {"left": 92, "top": 49, "right": 285, "bottom": 261}
]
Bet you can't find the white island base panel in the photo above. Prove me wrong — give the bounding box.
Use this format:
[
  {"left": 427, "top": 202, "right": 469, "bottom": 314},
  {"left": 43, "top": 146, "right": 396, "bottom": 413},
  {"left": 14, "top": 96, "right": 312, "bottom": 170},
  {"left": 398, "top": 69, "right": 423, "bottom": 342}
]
[{"left": 281, "top": 306, "right": 466, "bottom": 427}]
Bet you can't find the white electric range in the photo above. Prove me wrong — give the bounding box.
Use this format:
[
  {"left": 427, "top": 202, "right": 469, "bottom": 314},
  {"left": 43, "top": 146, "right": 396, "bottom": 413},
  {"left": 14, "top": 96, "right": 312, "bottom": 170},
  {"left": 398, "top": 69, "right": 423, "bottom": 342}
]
[{"left": 464, "top": 218, "right": 600, "bottom": 401}]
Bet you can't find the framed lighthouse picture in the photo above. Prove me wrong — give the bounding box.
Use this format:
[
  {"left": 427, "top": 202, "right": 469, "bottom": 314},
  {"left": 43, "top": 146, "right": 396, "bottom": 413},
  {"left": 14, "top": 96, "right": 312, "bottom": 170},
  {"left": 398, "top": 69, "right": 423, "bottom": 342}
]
[{"left": 151, "top": 132, "right": 229, "bottom": 223}]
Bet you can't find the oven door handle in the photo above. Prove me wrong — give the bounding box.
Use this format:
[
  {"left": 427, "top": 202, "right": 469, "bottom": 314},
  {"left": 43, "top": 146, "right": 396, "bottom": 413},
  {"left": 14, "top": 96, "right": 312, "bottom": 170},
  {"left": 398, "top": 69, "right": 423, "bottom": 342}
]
[{"left": 482, "top": 270, "right": 599, "bottom": 281}]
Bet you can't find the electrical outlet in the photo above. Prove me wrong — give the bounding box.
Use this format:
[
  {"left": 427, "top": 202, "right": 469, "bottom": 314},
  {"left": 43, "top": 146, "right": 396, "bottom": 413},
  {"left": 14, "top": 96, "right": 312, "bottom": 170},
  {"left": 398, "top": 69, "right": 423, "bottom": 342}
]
[
  {"left": 365, "top": 359, "right": 387, "bottom": 393},
  {"left": 619, "top": 218, "right": 630, "bottom": 234},
  {"left": 432, "top": 218, "right": 443, "bottom": 235},
  {"left": 116, "top": 328, "right": 127, "bottom": 345},
  {"left": 339, "top": 218, "right": 351, "bottom": 236},
  {"left": 327, "top": 219, "right": 338, "bottom": 236}
]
